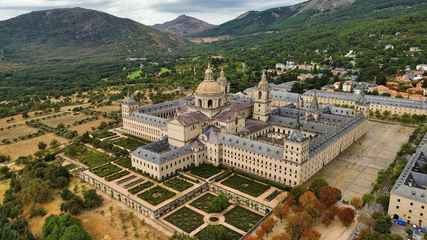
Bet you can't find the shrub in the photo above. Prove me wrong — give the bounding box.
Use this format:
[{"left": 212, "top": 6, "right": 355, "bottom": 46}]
[
  {"left": 83, "top": 190, "right": 103, "bottom": 209},
  {"left": 61, "top": 189, "right": 74, "bottom": 201},
  {"left": 30, "top": 207, "right": 47, "bottom": 218},
  {"left": 351, "top": 197, "right": 363, "bottom": 209},
  {"left": 319, "top": 186, "right": 342, "bottom": 207}
]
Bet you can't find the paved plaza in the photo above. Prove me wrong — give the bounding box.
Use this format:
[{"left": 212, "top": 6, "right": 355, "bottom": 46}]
[{"left": 310, "top": 121, "right": 414, "bottom": 200}]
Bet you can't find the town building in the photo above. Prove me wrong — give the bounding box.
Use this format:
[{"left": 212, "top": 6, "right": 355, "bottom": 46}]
[
  {"left": 122, "top": 66, "right": 368, "bottom": 186},
  {"left": 389, "top": 134, "right": 427, "bottom": 227}
]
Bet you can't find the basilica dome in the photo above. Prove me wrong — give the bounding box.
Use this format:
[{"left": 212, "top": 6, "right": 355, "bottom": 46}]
[{"left": 196, "top": 80, "right": 224, "bottom": 96}]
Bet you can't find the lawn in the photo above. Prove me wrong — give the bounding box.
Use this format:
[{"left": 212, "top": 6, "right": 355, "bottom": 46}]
[
  {"left": 114, "top": 157, "right": 132, "bottom": 168},
  {"left": 190, "top": 193, "right": 229, "bottom": 214},
  {"left": 127, "top": 69, "right": 143, "bottom": 80},
  {"left": 138, "top": 186, "right": 175, "bottom": 205},
  {"left": 164, "top": 207, "right": 204, "bottom": 233},
  {"left": 189, "top": 164, "right": 222, "bottom": 179},
  {"left": 92, "top": 130, "right": 115, "bottom": 139},
  {"left": 195, "top": 225, "right": 242, "bottom": 240},
  {"left": 224, "top": 206, "right": 263, "bottom": 232},
  {"left": 91, "top": 163, "right": 121, "bottom": 177},
  {"left": 64, "top": 144, "right": 112, "bottom": 168},
  {"left": 163, "top": 177, "right": 193, "bottom": 192},
  {"left": 113, "top": 137, "right": 149, "bottom": 151},
  {"left": 221, "top": 174, "right": 269, "bottom": 197},
  {"left": 128, "top": 181, "right": 154, "bottom": 194}
]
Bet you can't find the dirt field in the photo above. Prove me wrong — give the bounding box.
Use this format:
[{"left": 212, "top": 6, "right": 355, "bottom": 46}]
[
  {"left": 71, "top": 117, "right": 113, "bottom": 135},
  {"left": 310, "top": 121, "right": 414, "bottom": 200},
  {"left": 40, "top": 113, "right": 89, "bottom": 128},
  {"left": 0, "top": 133, "right": 69, "bottom": 159},
  {"left": 28, "top": 178, "right": 167, "bottom": 240},
  {"left": 93, "top": 104, "right": 121, "bottom": 113},
  {"left": 0, "top": 124, "right": 38, "bottom": 142}
]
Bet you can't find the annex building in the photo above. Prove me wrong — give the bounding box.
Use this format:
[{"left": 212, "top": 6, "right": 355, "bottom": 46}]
[
  {"left": 389, "top": 134, "right": 427, "bottom": 227},
  {"left": 122, "top": 65, "right": 368, "bottom": 186}
]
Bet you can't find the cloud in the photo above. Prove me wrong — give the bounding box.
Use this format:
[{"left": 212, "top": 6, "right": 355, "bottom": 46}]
[{"left": 0, "top": 0, "right": 305, "bottom": 25}]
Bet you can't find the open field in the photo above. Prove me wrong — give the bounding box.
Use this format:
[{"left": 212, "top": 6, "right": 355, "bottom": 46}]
[
  {"left": 71, "top": 117, "right": 113, "bottom": 135},
  {"left": 93, "top": 104, "right": 121, "bottom": 113},
  {"left": 0, "top": 124, "right": 38, "bottom": 142},
  {"left": 40, "top": 112, "right": 89, "bottom": 128},
  {"left": 0, "top": 133, "right": 69, "bottom": 159},
  {"left": 310, "top": 121, "right": 414, "bottom": 200}
]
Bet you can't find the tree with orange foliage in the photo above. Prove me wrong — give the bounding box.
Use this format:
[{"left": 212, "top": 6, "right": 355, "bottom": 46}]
[
  {"left": 256, "top": 227, "right": 266, "bottom": 239},
  {"left": 272, "top": 233, "right": 290, "bottom": 240},
  {"left": 337, "top": 207, "right": 355, "bottom": 226},
  {"left": 244, "top": 235, "right": 258, "bottom": 240},
  {"left": 301, "top": 228, "right": 321, "bottom": 240},
  {"left": 321, "top": 208, "right": 336, "bottom": 226},
  {"left": 318, "top": 186, "right": 342, "bottom": 207},
  {"left": 299, "top": 191, "right": 322, "bottom": 218},
  {"left": 285, "top": 211, "right": 313, "bottom": 240},
  {"left": 261, "top": 217, "right": 277, "bottom": 233},
  {"left": 351, "top": 197, "right": 363, "bottom": 209}
]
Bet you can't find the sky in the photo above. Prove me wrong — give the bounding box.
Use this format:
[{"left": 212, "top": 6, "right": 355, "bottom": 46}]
[{"left": 0, "top": 0, "right": 305, "bottom": 25}]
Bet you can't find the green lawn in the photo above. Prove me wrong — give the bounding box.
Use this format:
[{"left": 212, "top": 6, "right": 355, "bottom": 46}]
[
  {"left": 92, "top": 130, "right": 115, "bottom": 139},
  {"left": 190, "top": 193, "right": 229, "bottom": 214},
  {"left": 138, "top": 186, "right": 175, "bottom": 205},
  {"left": 221, "top": 174, "right": 269, "bottom": 197},
  {"left": 113, "top": 137, "right": 148, "bottom": 151},
  {"left": 190, "top": 164, "right": 222, "bottom": 179},
  {"left": 224, "top": 206, "right": 263, "bottom": 232},
  {"left": 163, "top": 177, "right": 193, "bottom": 192},
  {"left": 115, "top": 157, "right": 132, "bottom": 168},
  {"left": 195, "top": 224, "right": 242, "bottom": 240},
  {"left": 64, "top": 144, "right": 112, "bottom": 168},
  {"left": 127, "top": 69, "right": 143, "bottom": 80},
  {"left": 164, "top": 207, "right": 204, "bottom": 233}
]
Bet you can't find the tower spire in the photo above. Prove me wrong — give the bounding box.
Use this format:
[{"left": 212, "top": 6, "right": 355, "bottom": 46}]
[{"left": 204, "top": 63, "right": 214, "bottom": 81}]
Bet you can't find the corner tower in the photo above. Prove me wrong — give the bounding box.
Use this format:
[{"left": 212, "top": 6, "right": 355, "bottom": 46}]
[
  {"left": 121, "top": 93, "right": 138, "bottom": 118},
  {"left": 253, "top": 70, "right": 272, "bottom": 122},
  {"left": 284, "top": 130, "right": 310, "bottom": 164}
]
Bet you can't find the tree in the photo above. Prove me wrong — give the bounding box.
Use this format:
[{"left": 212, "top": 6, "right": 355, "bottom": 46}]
[
  {"left": 376, "top": 194, "right": 390, "bottom": 209},
  {"left": 83, "top": 190, "right": 103, "bottom": 209},
  {"left": 210, "top": 193, "right": 229, "bottom": 213},
  {"left": 337, "top": 207, "right": 355, "bottom": 227},
  {"left": 321, "top": 208, "right": 336, "bottom": 226},
  {"left": 318, "top": 186, "right": 342, "bottom": 207},
  {"left": 299, "top": 191, "right": 322, "bottom": 218},
  {"left": 272, "top": 234, "right": 290, "bottom": 240},
  {"left": 290, "top": 186, "right": 306, "bottom": 200},
  {"left": 285, "top": 211, "right": 313, "bottom": 240},
  {"left": 351, "top": 197, "right": 363, "bottom": 209},
  {"left": 38, "top": 141, "right": 47, "bottom": 150},
  {"left": 42, "top": 214, "right": 91, "bottom": 240},
  {"left": 301, "top": 228, "right": 321, "bottom": 240},
  {"left": 309, "top": 178, "right": 329, "bottom": 197},
  {"left": 362, "top": 193, "right": 375, "bottom": 205},
  {"left": 373, "top": 213, "right": 392, "bottom": 234}
]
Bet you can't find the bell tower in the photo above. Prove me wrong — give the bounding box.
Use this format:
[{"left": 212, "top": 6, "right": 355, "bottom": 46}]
[{"left": 253, "top": 70, "right": 272, "bottom": 122}]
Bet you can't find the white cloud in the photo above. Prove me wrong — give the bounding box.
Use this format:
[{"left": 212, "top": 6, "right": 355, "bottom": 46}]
[{"left": 0, "top": 0, "right": 305, "bottom": 25}]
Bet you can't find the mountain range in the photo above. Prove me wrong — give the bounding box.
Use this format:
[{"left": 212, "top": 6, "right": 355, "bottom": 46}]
[{"left": 1, "top": 0, "right": 427, "bottom": 99}]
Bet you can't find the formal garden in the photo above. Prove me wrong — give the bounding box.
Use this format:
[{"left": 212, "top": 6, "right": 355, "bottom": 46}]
[
  {"left": 189, "top": 164, "right": 222, "bottom": 179},
  {"left": 224, "top": 206, "right": 263, "bottom": 232},
  {"left": 221, "top": 174, "right": 270, "bottom": 197},
  {"left": 138, "top": 186, "right": 176, "bottom": 205},
  {"left": 112, "top": 136, "right": 149, "bottom": 151},
  {"left": 195, "top": 224, "right": 242, "bottom": 240},
  {"left": 64, "top": 143, "right": 112, "bottom": 168},
  {"left": 163, "top": 177, "right": 194, "bottom": 192},
  {"left": 164, "top": 207, "right": 205, "bottom": 233},
  {"left": 190, "top": 193, "right": 230, "bottom": 214}
]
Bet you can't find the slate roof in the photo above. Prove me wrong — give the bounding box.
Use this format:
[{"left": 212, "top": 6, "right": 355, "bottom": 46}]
[
  {"left": 132, "top": 138, "right": 194, "bottom": 165},
  {"left": 392, "top": 134, "right": 427, "bottom": 204},
  {"left": 176, "top": 111, "right": 209, "bottom": 126}
]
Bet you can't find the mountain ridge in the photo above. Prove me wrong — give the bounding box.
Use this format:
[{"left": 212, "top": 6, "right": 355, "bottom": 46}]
[{"left": 152, "top": 15, "right": 215, "bottom": 37}]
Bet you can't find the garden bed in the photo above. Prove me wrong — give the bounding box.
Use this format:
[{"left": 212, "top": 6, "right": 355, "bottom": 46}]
[
  {"left": 221, "top": 174, "right": 269, "bottom": 197},
  {"left": 64, "top": 144, "right": 112, "bottom": 168},
  {"left": 105, "top": 170, "right": 130, "bottom": 182},
  {"left": 128, "top": 181, "right": 154, "bottom": 194},
  {"left": 163, "top": 177, "right": 193, "bottom": 192},
  {"left": 164, "top": 207, "right": 204, "bottom": 233},
  {"left": 113, "top": 137, "right": 149, "bottom": 151},
  {"left": 224, "top": 206, "right": 263, "bottom": 232},
  {"left": 91, "top": 163, "right": 121, "bottom": 177},
  {"left": 190, "top": 193, "right": 229, "bottom": 214},
  {"left": 123, "top": 179, "right": 144, "bottom": 189},
  {"left": 195, "top": 224, "right": 242, "bottom": 240},
  {"left": 189, "top": 164, "right": 222, "bottom": 179},
  {"left": 138, "top": 186, "right": 176, "bottom": 205}
]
